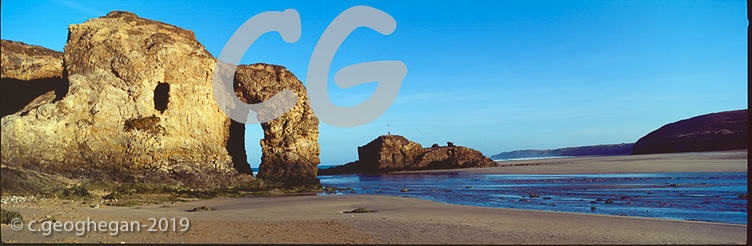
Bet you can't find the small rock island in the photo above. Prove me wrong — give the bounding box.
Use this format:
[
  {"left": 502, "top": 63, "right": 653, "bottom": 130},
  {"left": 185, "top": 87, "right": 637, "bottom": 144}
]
[{"left": 318, "top": 135, "right": 499, "bottom": 175}]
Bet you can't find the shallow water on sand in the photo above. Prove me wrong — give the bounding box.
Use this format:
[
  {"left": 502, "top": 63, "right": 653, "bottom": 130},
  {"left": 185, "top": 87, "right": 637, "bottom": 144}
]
[{"left": 318, "top": 172, "right": 747, "bottom": 224}]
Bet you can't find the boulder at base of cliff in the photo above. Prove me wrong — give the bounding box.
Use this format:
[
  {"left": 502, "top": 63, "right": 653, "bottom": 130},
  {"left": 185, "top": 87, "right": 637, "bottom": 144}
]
[{"left": 631, "top": 109, "right": 748, "bottom": 155}]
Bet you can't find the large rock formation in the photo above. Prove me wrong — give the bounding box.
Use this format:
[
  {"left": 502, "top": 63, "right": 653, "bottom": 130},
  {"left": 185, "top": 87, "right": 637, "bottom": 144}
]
[
  {"left": 2, "top": 11, "right": 323, "bottom": 189},
  {"left": 632, "top": 109, "right": 748, "bottom": 154},
  {"left": 1, "top": 11, "right": 248, "bottom": 188},
  {"left": 318, "top": 135, "right": 498, "bottom": 175},
  {"left": 234, "top": 64, "right": 320, "bottom": 186}
]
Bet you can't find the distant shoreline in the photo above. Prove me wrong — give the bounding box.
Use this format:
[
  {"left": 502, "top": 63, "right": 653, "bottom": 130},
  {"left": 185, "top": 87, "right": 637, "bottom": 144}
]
[
  {"left": 490, "top": 143, "right": 634, "bottom": 160},
  {"left": 398, "top": 150, "right": 747, "bottom": 175}
]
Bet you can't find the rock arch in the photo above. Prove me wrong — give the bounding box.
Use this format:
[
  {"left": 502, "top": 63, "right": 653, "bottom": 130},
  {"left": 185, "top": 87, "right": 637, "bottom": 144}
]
[{"left": 233, "top": 64, "right": 321, "bottom": 187}]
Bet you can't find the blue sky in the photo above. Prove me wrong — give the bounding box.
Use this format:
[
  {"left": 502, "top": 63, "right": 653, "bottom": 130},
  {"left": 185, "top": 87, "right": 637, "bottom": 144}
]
[{"left": 2, "top": 0, "right": 747, "bottom": 167}]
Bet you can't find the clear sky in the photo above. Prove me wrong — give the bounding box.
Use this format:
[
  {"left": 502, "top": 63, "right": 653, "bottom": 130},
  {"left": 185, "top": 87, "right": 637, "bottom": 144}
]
[{"left": 2, "top": 0, "right": 748, "bottom": 167}]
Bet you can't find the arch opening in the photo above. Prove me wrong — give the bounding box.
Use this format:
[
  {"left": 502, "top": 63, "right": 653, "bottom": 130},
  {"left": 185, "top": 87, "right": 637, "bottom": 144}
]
[{"left": 227, "top": 119, "right": 253, "bottom": 175}]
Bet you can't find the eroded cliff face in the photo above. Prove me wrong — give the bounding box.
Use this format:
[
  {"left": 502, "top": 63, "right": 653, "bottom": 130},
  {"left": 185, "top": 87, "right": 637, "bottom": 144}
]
[
  {"left": 318, "top": 135, "right": 499, "bottom": 175},
  {"left": 234, "top": 64, "right": 320, "bottom": 187},
  {"left": 1, "top": 11, "right": 250, "bottom": 188}
]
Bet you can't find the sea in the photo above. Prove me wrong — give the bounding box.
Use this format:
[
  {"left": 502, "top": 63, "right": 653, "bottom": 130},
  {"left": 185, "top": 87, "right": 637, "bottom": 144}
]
[{"left": 315, "top": 162, "right": 747, "bottom": 224}]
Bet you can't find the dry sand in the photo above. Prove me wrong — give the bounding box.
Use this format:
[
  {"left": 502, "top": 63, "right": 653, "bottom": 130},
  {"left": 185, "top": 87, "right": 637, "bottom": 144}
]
[{"left": 1, "top": 151, "right": 748, "bottom": 244}]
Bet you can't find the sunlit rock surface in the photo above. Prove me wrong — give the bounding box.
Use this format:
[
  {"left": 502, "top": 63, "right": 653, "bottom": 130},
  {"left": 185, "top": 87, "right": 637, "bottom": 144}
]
[
  {"left": 234, "top": 64, "right": 320, "bottom": 187},
  {"left": 1, "top": 11, "right": 250, "bottom": 188}
]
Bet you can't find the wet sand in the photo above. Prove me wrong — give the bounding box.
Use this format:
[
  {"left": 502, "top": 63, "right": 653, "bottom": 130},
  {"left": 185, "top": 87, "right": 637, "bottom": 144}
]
[{"left": 1, "top": 151, "right": 747, "bottom": 244}]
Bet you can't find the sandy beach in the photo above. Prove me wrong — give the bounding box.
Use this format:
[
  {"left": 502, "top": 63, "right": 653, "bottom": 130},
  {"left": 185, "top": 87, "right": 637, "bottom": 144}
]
[{"left": 1, "top": 151, "right": 747, "bottom": 244}]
